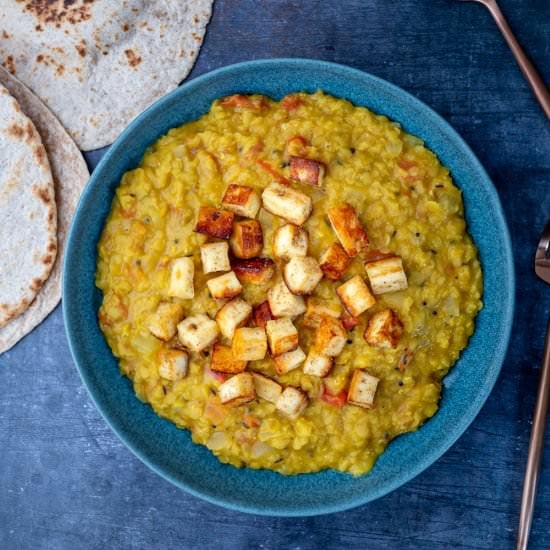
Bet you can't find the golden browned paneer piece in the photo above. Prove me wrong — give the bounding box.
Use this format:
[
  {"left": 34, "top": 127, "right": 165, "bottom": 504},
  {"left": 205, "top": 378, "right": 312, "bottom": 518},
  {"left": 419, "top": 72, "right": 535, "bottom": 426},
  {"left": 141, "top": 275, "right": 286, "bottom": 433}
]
[
  {"left": 261, "top": 182, "right": 312, "bottom": 226},
  {"left": 147, "top": 302, "right": 185, "bottom": 341},
  {"left": 272, "top": 224, "right": 308, "bottom": 261},
  {"left": 364, "top": 309, "right": 404, "bottom": 349},
  {"left": 314, "top": 317, "right": 347, "bottom": 357},
  {"left": 276, "top": 386, "right": 308, "bottom": 418},
  {"left": 364, "top": 256, "right": 408, "bottom": 294},
  {"left": 289, "top": 156, "right": 325, "bottom": 187},
  {"left": 265, "top": 318, "right": 299, "bottom": 356},
  {"left": 347, "top": 369, "right": 379, "bottom": 408},
  {"left": 252, "top": 372, "right": 282, "bottom": 403},
  {"left": 252, "top": 300, "right": 276, "bottom": 328},
  {"left": 303, "top": 351, "right": 334, "bottom": 377},
  {"left": 206, "top": 271, "right": 242, "bottom": 299},
  {"left": 219, "top": 372, "right": 256, "bottom": 405},
  {"left": 215, "top": 298, "right": 252, "bottom": 340},
  {"left": 319, "top": 242, "right": 351, "bottom": 281},
  {"left": 200, "top": 242, "right": 231, "bottom": 274},
  {"left": 302, "top": 297, "right": 342, "bottom": 329},
  {"left": 273, "top": 346, "right": 306, "bottom": 375},
  {"left": 232, "top": 327, "right": 268, "bottom": 361},
  {"left": 336, "top": 275, "right": 376, "bottom": 317},
  {"left": 283, "top": 256, "right": 323, "bottom": 295},
  {"left": 194, "top": 207, "right": 235, "bottom": 239},
  {"left": 284, "top": 135, "right": 308, "bottom": 158},
  {"left": 210, "top": 343, "right": 248, "bottom": 374},
  {"left": 231, "top": 257, "right": 275, "bottom": 285},
  {"left": 327, "top": 203, "right": 369, "bottom": 257},
  {"left": 177, "top": 314, "right": 219, "bottom": 353},
  {"left": 158, "top": 349, "right": 189, "bottom": 381},
  {"left": 169, "top": 257, "right": 194, "bottom": 299},
  {"left": 267, "top": 280, "right": 306, "bottom": 318},
  {"left": 230, "top": 219, "right": 263, "bottom": 259},
  {"left": 221, "top": 184, "right": 261, "bottom": 219}
]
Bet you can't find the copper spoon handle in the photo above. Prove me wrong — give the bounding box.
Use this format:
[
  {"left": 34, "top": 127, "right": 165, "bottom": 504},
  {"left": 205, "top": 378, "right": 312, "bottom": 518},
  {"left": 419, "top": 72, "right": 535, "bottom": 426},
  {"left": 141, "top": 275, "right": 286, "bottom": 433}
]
[
  {"left": 484, "top": 0, "right": 550, "bottom": 119},
  {"left": 517, "top": 319, "right": 550, "bottom": 550}
]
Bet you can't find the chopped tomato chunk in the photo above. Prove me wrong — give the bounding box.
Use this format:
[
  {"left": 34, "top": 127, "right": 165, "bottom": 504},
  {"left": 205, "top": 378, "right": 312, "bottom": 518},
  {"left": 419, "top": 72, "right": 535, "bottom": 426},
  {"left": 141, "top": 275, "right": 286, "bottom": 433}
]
[
  {"left": 253, "top": 300, "right": 276, "bottom": 328},
  {"left": 220, "top": 94, "right": 266, "bottom": 110},
  {"left": 320, "top": 386, "right": 347, "bottom": 408},
  {"left": 247, "top": 141, "right": 265, "bottom": 157},
  {"left": 281, "top": 95, "right": 304, "bottom": 111},
  {"left": 397, "top": 158, "right": 417, "bottom": 171},
  {"left": 243, "top": 414, "right": 260, "bottom": 429},
  {"left": 256, "top": 159, "right": 291, "bottom": 186},
  {"left": 341, "top": 312, "right": 359, "bottom": 330},
  {"left": 121, "top": 204, "right": 136, "bottom": 219}
]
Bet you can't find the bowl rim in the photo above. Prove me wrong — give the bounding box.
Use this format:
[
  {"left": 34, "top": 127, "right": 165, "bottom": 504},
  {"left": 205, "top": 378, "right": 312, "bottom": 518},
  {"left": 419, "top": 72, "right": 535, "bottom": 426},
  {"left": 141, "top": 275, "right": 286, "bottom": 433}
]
[{"left": 63, "top": 57, "right": 515, "bottom": 516}]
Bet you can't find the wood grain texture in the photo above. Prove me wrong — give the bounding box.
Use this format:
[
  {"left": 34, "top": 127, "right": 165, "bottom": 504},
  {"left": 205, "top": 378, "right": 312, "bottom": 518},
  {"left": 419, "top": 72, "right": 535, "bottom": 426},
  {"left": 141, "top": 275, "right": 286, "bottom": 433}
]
[{"left": 1, "top": 0, "right": 549, "bottom": 548}]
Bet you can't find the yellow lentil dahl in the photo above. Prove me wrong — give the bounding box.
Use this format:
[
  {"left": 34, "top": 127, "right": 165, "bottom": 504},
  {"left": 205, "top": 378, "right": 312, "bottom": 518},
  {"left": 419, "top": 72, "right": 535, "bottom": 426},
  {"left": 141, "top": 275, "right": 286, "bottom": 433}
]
[{"left": 96, "top": 91, "right": 483, "bottom": 476}]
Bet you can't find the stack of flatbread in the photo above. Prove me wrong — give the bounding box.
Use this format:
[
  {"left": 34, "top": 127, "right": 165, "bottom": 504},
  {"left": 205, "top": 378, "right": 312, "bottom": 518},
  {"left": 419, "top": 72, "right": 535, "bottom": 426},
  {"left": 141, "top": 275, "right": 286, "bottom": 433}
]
[
  {"left": 0, "top": 0, "right": 214, "bottom": 150},
  {"left": 0, "top": 1, "right": 213, "bottom": 353},
  {"left": 0, "top": 67, "right": 89, "bottom": 353}
]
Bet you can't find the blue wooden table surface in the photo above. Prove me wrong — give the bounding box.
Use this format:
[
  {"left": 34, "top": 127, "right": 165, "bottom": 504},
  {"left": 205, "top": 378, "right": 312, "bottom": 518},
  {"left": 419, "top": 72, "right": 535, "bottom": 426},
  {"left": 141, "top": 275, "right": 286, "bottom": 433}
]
[{"left": 1, "top": 1, "right": 549, "bottom": 548}]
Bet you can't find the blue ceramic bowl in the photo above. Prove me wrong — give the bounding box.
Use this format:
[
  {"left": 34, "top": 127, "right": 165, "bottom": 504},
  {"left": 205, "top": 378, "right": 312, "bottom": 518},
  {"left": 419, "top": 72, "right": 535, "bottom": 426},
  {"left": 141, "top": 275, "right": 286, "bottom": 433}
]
[{"left": 63, "top": 59, "right": 514, "bottom": 516}]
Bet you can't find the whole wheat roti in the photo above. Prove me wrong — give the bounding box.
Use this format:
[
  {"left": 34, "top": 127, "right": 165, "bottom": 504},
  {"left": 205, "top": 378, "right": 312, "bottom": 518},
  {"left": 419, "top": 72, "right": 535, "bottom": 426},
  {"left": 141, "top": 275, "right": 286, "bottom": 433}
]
[
  {"left": 0, "top": 0, "right": 213, "bottom": 151},
  {"left": 0, "top": 83, "right": 57, "bottom": 330},
  {"left": 0, "top": 67, "right": 89, "bottom": 354}
]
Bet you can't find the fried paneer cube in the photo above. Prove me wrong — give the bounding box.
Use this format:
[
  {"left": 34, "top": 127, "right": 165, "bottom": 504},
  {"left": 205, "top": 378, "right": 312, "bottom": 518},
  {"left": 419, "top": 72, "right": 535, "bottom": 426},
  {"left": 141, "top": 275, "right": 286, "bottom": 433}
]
[
  {"left": 336, "top": 275, "right": 376, "bottom": 317},
  {"left": 230, "top": 219, "right": 263, "bottom": 259},
  {"left": 215, "top": 298, "right": 252, "bottom": 340},
  {"left": 252, "top": 372, "right": 283, "bottom": 403},
  {"left": 364, "top": 308, "right": 404, "bottom": 349},
  {"left": 319, "top": 242, "right": 351, "bottom": 281},
  {"left": 302, "top": 297, "right": 342, "bottom": 329},
  {"left": 158, "top": 349, "right": 189, "bottom": 381},
  {"left": 314, "top": 317, "right": 347, "bottom": 357},
  {"left": 169, "top": 257, "right": 194, "bottom": 299},
  {"left": 210, "top": 343, "right": 247, "bottom": 374},
  {"left": 194, "top": 207, "right": 235, "bottom": 239},
  {"left": 200, "top": 242, "right": 231, "bottom": 274},
  {"left": 147, "top": 302, "right": 185, "bottom": 341},
  {"left": 232, "top": 327, "right": 268, "bottom": 361},
  {"left": 273, "top": 346, "right": 306, "bottom": 375},
  {"left": 276, "top": 386, "right": 308, "bottom": 418},
  {"left": 289, "top": 156, "right": 325, "bottom": 187},
  {"left": 177, "top": 314, "right": 219, "bottom": 352},
  {"left": 283, "top": 256, "right": 323, "bottom": 295},
  {"left": 206, "top": 271, "right": 242, "bottom": 299},
  {"left": 231, "top": 257, "right": 275, "bottom": 285},
  {"left": 221, "top": 184, "right": 261, "bottom": 219},
  {"left": 364, "top": 256, "right": 408, "bottom": 294},
  {"left": 267, "top": 280, "right": 306, "bottom": 318},
  {"left": 265, "top": 318, "right": 299, "bottom": 356},
  {"left": 272, "top": 224, "right": 308, "bottom": 261},
  {"left": 327, "top": 203, "right": 369, "bottom": 256},
  {"left": 303, "top": 351, "right": 334, "bottom": 378},
  {"left": 347, "top": 369, "right": 379, "bottom": 409},
  {"left": 219, "top": 372, "right": 256, "bottom": 405},
  {"left": 261, "top": 182, "right": 312, "bottom": 226}
]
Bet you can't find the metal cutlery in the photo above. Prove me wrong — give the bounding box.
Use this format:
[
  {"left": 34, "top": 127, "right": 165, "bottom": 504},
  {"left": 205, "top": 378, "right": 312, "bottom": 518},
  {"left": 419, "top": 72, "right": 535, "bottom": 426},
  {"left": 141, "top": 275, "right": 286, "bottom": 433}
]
[
  {"left": 457, "top": 0, "right": 550, "bottom": 118},
  {"left": 517, "top": 221, "right": 550, "bottom": 549}
]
